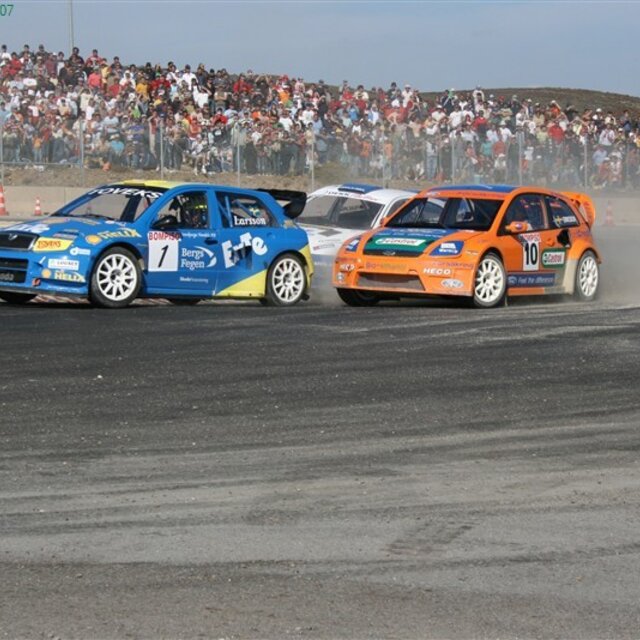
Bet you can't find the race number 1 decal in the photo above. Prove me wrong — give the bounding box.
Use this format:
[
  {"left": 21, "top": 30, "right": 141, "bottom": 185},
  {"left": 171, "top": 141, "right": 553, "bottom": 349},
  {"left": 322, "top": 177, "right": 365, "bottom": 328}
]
[
  {"left": 522, "top": 235, "right": 540, "bottom": 272},
  {"left": 148, "top": 231, "right": 179, "bottom": 271}
]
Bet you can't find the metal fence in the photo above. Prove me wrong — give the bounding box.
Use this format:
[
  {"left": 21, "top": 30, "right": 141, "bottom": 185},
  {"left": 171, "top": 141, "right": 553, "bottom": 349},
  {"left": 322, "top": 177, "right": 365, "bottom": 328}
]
[{"left": 1, "top": 117, "right": 638, "bottom": 193}]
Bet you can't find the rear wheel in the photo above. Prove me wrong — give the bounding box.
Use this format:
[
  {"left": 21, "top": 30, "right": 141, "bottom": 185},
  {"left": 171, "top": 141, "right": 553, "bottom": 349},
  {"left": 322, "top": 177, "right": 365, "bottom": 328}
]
[
  {"left": 337, "top": 288, "right": 380, "bottom": 306},
  {"left": 574, "top": 250, "right": 599, "bottom": 301},
  {"left": 0, "top": 292, "right": 36, "bottom": 304},
  {"left": 263, "top": 253, "right": 307, "bottom": 306},
  {"left": 90, "top": 247, "right": 141, "bottom": 308},
  {"left": 473, "top": 253, "right": 506, "bottom": 308}
]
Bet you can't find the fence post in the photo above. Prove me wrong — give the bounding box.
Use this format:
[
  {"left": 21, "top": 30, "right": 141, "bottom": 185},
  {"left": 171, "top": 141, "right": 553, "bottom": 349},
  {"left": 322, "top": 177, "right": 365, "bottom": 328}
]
[
  {"left": 159, "top": 120, "right": 165, "bottom": 180},
  {"left": 583, "top": 137, "right": 588, "bottom": 189},
  {"left": 517, "top": 128, "right": 524, "bottom": 186},
  {"left": 310, "top": 131, "right": 315, "bottom": 193},
  {"left": 450, "top": 134, "right": 455, "bottom": 183},
  {"left": 79, "top": 119, "right": 85, "bottom": 187},
  {"left": 236, "top": 122, "right": 241, "bottom": 187}
]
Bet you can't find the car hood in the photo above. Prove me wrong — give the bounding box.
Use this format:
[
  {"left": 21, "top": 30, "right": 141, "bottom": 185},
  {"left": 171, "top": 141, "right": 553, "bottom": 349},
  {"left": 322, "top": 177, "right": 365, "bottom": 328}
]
[
  {"left": 1, "top": 216, "right": 142, "bottom": 243},
  {"left": 359, "top": 227, "right": 482, "bottom": 258},
  {"left": 300, "top": 223, "right": 363, "bottom": 256}
]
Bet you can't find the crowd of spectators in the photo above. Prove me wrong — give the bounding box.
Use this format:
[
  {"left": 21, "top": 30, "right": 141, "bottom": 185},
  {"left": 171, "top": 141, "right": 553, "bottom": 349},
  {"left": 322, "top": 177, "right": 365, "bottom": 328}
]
[{"left": 1, "top": 42, "right": 640, "bottom": 190}]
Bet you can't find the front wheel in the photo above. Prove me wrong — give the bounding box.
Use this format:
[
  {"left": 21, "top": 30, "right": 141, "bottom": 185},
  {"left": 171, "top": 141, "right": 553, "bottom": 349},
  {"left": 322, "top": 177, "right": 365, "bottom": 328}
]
[
  {"left": 0, "top": 291, "right": 36, "bottom": 305},
  {"left": 90, "top": 247, "right": 141, "bottom": 308},
  {"left": 574, "top": 250, "right": 599, "bottom": 301},
  {"left": 473, "top": 253, "right": 506, "bottom": 308},
  {"left": 263, "top": 253, "right": 307, "bottom": 306},
  {"left": 336, "top": 288, "right": 380, "bottom": 306}
]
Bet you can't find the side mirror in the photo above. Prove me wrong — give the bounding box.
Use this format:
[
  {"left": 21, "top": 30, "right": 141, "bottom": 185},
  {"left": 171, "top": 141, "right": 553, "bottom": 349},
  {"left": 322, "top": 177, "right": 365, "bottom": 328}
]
[
  {"left": 505, "top": 221, "right": 528, "bottom": 234},
  {"left": 152, "top": 214, "right": 179, "bottom": 230}
]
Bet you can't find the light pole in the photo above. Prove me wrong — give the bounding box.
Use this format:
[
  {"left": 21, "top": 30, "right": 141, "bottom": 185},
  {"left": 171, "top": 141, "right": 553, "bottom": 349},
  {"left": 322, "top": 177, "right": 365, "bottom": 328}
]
[{"left": 68, "top": 0, "right": 75, "bottom": 52}]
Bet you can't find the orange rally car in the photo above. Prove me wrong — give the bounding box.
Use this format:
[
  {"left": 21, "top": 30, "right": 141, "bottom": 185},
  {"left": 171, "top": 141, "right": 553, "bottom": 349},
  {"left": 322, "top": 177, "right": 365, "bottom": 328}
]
[{"left": 332, "top": 184, "right": 601, "bottom": 308}]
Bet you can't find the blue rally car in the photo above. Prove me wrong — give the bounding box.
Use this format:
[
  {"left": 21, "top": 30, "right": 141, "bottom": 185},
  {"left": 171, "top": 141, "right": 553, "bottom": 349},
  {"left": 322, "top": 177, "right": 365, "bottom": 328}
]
[{"left": 0, "top": 181, "right": 314, "bottom": 308}]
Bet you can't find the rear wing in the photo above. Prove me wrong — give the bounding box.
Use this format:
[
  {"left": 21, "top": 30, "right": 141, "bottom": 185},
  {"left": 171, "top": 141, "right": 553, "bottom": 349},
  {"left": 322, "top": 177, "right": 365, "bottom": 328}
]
[
  {"left": 258, "top": 189, "right": 307, "bottom": 220},
  {"left": 562, "top": 191, "right": 596, "bottom": 228}
]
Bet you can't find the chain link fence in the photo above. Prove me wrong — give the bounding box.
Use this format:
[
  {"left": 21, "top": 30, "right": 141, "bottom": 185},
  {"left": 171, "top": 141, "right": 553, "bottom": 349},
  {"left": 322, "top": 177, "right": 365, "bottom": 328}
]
[{"left": 2, "top": 117, "right": 639, "bottom": 193}]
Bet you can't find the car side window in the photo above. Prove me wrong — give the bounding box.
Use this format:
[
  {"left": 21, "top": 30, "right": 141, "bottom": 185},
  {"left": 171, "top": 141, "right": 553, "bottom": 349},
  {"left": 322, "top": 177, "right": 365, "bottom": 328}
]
[
  {"left": 546, "top": 196, "right": 580, "bottom": 228},
  {"left": 215, "top": 192, "right": 274, "bottom": 228},
  {"left": 503, "top": 195, "right": 546, "bottom": 232},
  {"left": 385, "top": 198, "right": 410, "bottom": 219},
  {"left": 155, "top": 191, "right": 209, "bottom": 229}
]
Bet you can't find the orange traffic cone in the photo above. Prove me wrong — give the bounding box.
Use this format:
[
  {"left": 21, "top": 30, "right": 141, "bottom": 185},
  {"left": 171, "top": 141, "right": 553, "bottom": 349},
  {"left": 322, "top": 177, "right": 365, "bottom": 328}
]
[
  {"left": 0, "top": 185, "right": 6, "bottom": 216},
  {"left": 34, "top": 196, "right": 42, "bottom": 216},
  {"left": 604, "top": 200, "right": 614, "bottom": 227}
]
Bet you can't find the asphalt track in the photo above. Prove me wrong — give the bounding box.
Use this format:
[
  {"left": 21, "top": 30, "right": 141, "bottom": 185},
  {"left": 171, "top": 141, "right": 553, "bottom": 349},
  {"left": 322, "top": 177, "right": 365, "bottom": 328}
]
[{"left": 1, "top": 226, "right": 640, "bottom": 639}]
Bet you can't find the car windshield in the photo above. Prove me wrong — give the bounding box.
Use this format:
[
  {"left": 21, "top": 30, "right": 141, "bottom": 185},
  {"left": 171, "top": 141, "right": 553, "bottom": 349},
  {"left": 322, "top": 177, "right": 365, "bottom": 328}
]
[
  {"left": 387, "top": 196, "right": 501, "bottom": 231},
  {"left": 386, "top": 198, "right": 444, "bottom": 228},
  {"left": 300, "top": 195, "right": 384, "bottom": 229},
  {"left": 54, "top": 186, "right": 167, "bottom": 223}
]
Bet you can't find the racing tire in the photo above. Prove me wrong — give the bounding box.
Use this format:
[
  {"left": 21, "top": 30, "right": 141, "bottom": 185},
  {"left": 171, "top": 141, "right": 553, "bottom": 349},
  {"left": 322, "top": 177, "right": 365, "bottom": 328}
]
[
  {"left": 574, "top": 250, "right": 599, "bottom": 302},
  {"left": 473, "top": 252, "right": 507, "bottom": 308},
  {"left": 0, "top": 291, "right": 36, "bottom": 305},
  {"left": 167, "top": 298, "right": 202, "bottom": 306},
  {"left": 263, "top": 253, "right": 307, "bottom": 306},
  {"left": 337, "top": 288, "right": 380, "bottom": 307},
  {"left": 89, "top": 247, "right": 141, "bottom": 309}
]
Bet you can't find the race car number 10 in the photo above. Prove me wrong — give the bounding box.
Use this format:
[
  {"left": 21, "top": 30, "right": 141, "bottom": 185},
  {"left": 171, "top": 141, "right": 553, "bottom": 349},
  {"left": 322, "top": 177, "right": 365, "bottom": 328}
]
[{"left": 523, "top": 238, "right": 540, "bottom": 271}]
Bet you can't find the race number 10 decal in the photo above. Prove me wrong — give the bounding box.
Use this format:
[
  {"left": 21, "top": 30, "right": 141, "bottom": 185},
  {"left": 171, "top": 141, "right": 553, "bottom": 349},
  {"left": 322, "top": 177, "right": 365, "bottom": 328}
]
[
  {"left": 148, "top": 231, "right": 179, "bottom": 271},
  {"left": 522, "top": 236, "right": 540, "bottom": 271}
]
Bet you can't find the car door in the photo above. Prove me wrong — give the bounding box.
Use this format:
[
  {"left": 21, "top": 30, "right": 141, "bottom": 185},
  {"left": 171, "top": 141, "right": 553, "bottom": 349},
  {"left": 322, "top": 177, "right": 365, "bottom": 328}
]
[
  {"left": 213, "top": 189, "right": 280, "bottom": 296},
  {"left": 500, "top": 193, "right": 567, "bottom": 291},
  {"left": 145, "top": 188, "right": 219, "bottom": 294}
]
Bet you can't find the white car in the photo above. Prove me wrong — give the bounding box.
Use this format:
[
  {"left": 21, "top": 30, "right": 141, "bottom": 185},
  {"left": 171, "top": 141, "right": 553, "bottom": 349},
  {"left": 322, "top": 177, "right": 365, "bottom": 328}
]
[{"left": 298, "top": 184, "right": 417, "bottom": 276}]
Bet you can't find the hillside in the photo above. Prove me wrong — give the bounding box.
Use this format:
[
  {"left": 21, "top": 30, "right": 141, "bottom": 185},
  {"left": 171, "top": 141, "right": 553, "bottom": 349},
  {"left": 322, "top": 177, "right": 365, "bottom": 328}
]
[{"left": 418, "top": 87, "right": 640, "bottom": 115}]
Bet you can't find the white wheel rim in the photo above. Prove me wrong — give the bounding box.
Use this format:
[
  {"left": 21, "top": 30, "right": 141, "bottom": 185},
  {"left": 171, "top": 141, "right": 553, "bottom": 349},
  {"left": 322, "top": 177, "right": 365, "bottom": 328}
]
[
  {"left": 579, "top": 255, "right": 598, "bottom": 298},
  {"left": 96, "top": 254, "right": 138, "bottom": 302},
  {"left": 272, "top": 258, "right": 304, "bottom": 303},
  {"left": 475, "top": 257, "right": 504, "bottom": 304}
]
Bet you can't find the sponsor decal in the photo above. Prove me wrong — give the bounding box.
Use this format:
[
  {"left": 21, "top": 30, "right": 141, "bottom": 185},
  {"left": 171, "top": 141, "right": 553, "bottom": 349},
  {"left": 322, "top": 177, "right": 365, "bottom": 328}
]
[
  {"left": 422, "top": 260, "right": 473, "bottom": 271},
  {"left": 53, "top": 233, "right": 78, "bottom": 240},
  {"left": 97, "top": 229, "right": 141, "bottom": 240},
  {"left": 69, "top": 247, "right": 92, "bottom": 256},
  {"left": 424, "top": 267, "right": 452, "bottom": 276},
  {"left": 542, "top": 249, "right": 566, "bottom": 268},
  {"left": 364, "top": 261, "right": 404, "bottom": 272},
  {"left": 233, "top": 215, "right": 267, "bottom": 226},
  {"left": 42, "top": 268, "right": 51, "bottom": 278},
  {"left": 180, "top": 246, "right": 216, "bottom": 271},
  {"left": 507, "top": 272, "right": 556, "bottom": 287},
  {"left": 222, "top": 232, "right": 268, "bottom": 268},
  {"left": 0, "top": 272, "right": 16, "bottom": 282},
  {"left": 179, "top": 276, "right": 209, "bottom": 284},
  {"left": 374, "top": 237, "right": 426, "bottom": 247},
  {"left": 47, "top": 258, "right": 80, "bottom": 271},
  {"left": 345, "top": 238, "right": 360, "bottom": 252},
  {"left": 86, "top": 235, "right": 103, "bottom": 245},
  {"left": 441, "top": 278, "right": 464, "bottom": 289},
  {"left": 88, "top": 187, "right": 163, "bottom": 199},
  {"left": 53, "top": 270, "right": 85, "bottom": 283},
  {"left": 33, "top": 238, "right": 73, "bottom": 252},
  {"left": 431, "top": 241, "right": 463, "bottom": 257}
]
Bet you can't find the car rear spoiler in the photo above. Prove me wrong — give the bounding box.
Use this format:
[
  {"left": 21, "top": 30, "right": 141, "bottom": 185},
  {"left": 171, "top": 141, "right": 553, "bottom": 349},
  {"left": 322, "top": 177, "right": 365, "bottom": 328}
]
[
  {"left": 258, "top": 189, "right": 307, "bottom": 220},
  {"left": 562, "top": 191, "right": 596, "bottom": 228}
]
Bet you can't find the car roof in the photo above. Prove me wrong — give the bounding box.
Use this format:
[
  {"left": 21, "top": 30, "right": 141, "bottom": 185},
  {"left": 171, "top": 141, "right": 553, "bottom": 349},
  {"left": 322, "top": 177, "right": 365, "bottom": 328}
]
[
  {"left": 310, "top": 183, "right": 417, "bottom": 204},
  {"left": 116, "top": 180, "right": 275, "bottom": 198},
  {"left": 429, "top": 184, "right": 517, "bottom": 194}
]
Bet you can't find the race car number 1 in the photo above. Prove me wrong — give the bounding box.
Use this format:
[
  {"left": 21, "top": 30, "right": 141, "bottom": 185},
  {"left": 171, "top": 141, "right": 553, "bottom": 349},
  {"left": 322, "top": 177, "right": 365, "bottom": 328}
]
[
  {"left": 148, "top": 231, "right": 179, "bottom": 271},
  {"left": 522, "top": 237, "right": 540, "bottom": 271}
]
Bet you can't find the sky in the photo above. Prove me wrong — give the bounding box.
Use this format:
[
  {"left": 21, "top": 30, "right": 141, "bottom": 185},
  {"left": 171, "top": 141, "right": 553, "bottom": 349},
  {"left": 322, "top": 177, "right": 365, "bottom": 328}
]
[{"left": 2, "top": 0, "right": 639, "bottom": 96}]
